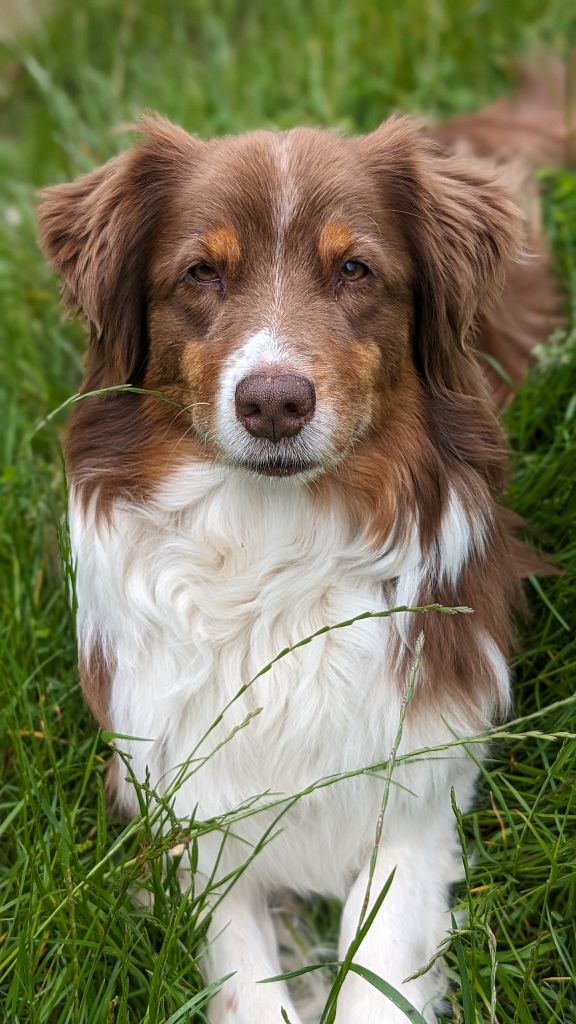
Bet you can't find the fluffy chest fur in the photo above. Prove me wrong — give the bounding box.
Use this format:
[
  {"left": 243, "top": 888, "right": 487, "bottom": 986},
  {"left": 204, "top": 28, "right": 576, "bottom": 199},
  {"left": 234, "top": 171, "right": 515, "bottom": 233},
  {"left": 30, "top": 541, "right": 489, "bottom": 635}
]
[{"left": 71, "top": 464, "right": 482, "bottom": 896}]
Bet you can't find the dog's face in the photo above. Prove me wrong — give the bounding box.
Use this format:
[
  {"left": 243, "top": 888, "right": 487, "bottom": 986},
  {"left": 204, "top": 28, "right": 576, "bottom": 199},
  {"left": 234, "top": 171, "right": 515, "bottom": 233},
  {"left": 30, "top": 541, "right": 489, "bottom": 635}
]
[
  {"left": 38, "top": 116, "right": 519, "bottom": 482},
  {"left": 146, "top": 128, "right": 415, "bottom": 478}
]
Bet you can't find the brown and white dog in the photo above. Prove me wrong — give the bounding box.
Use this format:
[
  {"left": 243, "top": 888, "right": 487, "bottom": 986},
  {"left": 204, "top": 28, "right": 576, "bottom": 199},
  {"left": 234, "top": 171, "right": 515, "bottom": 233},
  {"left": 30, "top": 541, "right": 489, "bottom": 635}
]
[{"left": 38, "top": 72, "right": 568, "bottom": 1023}]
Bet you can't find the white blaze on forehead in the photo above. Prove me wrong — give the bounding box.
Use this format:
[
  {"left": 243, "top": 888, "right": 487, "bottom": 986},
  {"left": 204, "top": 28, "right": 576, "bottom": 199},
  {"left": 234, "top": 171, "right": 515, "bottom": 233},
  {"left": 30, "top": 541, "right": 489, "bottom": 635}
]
[
  {"left": 274, "top": 131, "right": 299, "bottom": 230},
  {"left": 270, "top": 132, "right": 299, "bottom": 333}
]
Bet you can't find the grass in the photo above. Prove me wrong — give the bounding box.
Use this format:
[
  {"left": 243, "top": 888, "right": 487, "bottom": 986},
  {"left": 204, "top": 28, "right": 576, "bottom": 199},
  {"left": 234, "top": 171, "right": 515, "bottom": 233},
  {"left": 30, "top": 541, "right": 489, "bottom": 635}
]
[{"left": 0, "top": 1, "right": 575, "bottom": 1021}]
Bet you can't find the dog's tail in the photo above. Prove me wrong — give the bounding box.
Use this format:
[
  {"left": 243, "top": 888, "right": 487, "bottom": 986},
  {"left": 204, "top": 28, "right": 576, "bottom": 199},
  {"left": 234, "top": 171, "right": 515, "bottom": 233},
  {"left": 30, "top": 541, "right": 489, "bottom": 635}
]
[{"left": 429, "top": 57, "right": 574, "bottom": 407}]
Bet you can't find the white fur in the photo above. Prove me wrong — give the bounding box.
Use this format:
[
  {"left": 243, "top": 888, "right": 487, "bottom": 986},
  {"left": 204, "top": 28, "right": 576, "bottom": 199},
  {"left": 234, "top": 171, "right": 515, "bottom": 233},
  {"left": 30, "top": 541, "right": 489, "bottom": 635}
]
[
  {"left": 70, "top": 464, "right": 505, "bottom": 1022},
  {"left": 272, "top": 132, "right": 299, "bottom": 321},
  {"left": 438, "top": 485, "right": 489, "bottom": 587}
]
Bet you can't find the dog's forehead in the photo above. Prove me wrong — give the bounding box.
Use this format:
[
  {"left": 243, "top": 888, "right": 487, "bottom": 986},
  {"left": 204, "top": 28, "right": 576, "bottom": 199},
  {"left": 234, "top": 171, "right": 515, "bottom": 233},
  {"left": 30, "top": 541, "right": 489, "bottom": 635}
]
[{"left": 171, "top": 127, "right": 386, "bottom": 236}]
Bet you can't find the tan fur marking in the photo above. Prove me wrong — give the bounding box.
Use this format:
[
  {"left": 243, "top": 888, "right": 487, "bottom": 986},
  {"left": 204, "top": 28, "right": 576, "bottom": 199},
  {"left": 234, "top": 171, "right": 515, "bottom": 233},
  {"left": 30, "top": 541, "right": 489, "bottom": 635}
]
[
  {"left": 329, "top": 360, "right": 428, "bottom": 548},
  {"left": 317, "top": 222, "right": 358, "bottom": 269},
  {"left": 202, "top": 225, "right": 241, "bottom": 269}
]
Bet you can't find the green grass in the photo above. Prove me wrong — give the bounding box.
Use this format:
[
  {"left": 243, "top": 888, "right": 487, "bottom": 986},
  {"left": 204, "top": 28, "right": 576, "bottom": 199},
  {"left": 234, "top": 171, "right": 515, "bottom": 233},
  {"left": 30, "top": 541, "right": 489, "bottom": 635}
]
[{"left": 1, "top": 2, "right": 575, "bottom": 1021}]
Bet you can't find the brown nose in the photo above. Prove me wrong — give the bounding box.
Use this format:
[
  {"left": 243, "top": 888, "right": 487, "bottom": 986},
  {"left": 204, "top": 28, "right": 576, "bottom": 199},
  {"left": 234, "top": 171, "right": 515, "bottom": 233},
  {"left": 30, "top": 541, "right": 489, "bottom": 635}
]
[{"left": 235, "top": 373, "right": 316, "bottom": 441}]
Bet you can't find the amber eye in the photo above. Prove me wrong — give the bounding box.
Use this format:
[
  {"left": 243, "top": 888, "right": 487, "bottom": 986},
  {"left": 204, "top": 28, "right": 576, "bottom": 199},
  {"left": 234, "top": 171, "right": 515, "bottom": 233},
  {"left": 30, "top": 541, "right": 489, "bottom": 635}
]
[
  {"left": 339, "top": 259, "right": 369, "bottom": 282},
  {"left": 188, "top": 262, "right": 220, "bottom": 283}
]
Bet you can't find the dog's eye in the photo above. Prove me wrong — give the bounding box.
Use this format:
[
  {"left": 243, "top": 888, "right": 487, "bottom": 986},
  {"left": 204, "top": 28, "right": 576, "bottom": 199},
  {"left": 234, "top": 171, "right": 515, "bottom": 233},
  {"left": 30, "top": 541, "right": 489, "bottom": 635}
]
[
  {"left": 339, "top": 260, "right": 370, "bottom": 282},
  {"left": 188, "top": 262, "right": 220, "bottom": 283}
]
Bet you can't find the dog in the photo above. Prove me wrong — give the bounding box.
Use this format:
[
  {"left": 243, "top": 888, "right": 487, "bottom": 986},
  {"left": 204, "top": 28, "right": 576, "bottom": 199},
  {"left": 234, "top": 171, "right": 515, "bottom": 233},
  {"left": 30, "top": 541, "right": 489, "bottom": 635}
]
[{"left": 38, "top": 67, "right": 568, "bottom": 1023}]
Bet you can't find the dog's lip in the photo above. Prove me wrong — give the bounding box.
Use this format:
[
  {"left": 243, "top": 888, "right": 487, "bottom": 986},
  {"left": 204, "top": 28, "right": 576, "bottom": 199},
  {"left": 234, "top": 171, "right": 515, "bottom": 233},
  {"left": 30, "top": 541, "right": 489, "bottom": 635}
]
[{"left": 242, "top": 459, "right": 318, "bottom": 478}]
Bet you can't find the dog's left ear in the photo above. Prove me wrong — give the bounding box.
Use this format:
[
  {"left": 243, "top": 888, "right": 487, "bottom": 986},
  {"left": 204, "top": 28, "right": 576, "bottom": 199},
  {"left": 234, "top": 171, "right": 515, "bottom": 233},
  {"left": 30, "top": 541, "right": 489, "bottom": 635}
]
[{"left": 361, "top": 117, "right": 522, "bottom": 391}]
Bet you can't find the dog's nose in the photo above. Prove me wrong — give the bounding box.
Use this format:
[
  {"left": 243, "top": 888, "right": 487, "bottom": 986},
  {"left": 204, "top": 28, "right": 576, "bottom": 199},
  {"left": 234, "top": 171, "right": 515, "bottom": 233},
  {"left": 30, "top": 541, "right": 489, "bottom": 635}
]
[{"left": 235, "top": 373, "right": 316, "bottom": 440}]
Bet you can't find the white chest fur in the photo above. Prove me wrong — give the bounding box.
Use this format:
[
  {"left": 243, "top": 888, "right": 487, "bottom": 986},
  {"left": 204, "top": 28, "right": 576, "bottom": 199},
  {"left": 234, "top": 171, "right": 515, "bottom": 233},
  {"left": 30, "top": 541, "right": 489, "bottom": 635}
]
[{"left": 70, "top": 464, "right": 482, "bottom": 897}]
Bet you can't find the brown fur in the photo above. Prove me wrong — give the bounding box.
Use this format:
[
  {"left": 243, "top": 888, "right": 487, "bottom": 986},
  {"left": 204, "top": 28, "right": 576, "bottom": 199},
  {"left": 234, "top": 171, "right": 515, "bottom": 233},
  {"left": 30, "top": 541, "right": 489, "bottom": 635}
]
[{"left": 78, "top": 635, "right": 114, "bottom": 729}]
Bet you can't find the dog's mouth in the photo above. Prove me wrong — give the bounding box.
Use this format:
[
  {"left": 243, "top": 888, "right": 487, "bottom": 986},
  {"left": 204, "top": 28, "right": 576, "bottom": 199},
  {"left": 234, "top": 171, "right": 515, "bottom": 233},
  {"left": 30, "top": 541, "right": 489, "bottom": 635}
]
[
  {"left": 218, "top": 419, "right": 330, "bottom": 480},
  {"left": 232, "top": 440, "right": 322, "bottom": 478},
  {"left": 241, "top": 458, "right": 319, "bottom": 478}
]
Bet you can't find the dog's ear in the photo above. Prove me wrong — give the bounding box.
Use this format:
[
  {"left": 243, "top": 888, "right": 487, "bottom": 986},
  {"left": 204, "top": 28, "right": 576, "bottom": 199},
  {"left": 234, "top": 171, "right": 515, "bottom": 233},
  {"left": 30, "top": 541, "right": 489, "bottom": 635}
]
[
  {"left": 38, "top": 116, "right": 203, "bottom": 386},
  {"left": 361, "top": 117, "right": 521, "bottom": 392}
]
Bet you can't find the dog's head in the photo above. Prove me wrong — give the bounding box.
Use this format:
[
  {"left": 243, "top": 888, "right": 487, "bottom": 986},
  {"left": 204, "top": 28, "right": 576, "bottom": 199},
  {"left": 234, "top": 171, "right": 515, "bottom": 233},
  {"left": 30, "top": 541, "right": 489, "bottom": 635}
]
[{"left": 38, "top": 116, "right": 519, "bottom": 483}]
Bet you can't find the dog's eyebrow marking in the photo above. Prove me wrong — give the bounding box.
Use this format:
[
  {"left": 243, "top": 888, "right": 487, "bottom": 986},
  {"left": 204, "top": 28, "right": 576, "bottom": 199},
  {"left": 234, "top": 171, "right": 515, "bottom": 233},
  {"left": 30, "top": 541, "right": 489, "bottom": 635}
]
[
  {"left": 201, "top": 225, "right": 242, "bottom": 269},
  {"left": 318, "top": 222, "right": 359, "bottom": 268}
]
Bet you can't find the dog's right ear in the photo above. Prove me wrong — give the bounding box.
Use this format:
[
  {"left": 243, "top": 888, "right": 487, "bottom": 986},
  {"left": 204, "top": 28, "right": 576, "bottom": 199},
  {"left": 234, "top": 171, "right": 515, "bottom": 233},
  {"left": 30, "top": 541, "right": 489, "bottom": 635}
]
[{"left": 38, "top": 116, "right": 204, "bottom": 386}]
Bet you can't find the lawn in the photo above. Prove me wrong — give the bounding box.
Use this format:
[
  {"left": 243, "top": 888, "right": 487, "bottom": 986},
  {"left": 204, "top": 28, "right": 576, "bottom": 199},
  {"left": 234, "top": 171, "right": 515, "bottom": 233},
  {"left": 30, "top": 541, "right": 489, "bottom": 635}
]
[{"left": 0, "top": 2, "right": 575, "bottom": 1022}]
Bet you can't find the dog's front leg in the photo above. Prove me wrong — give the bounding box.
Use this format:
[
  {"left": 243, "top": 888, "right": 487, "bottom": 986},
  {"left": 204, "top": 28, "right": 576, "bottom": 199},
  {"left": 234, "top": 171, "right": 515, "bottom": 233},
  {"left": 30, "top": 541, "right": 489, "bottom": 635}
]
[
  {"left": 205, "top": 885, "right": 303, "bottom": 1024},
  {"left": 334, "top": 830, "right": 458, "bottom": 1024}
]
